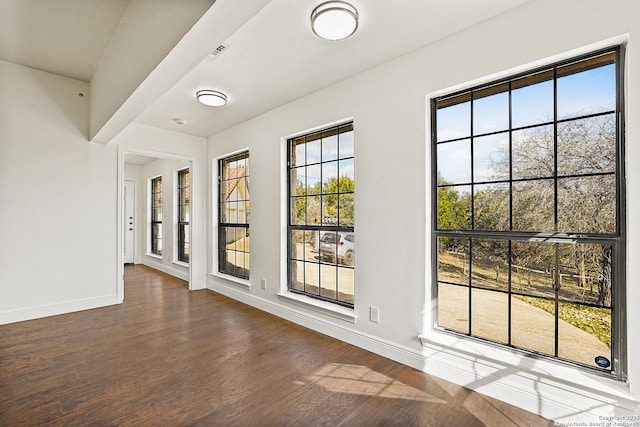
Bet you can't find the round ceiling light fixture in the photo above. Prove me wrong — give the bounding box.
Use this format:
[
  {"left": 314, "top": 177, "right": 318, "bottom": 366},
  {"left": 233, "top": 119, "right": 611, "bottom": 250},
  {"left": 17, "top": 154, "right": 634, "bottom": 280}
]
[
  {"left": 196, "top": 90, "right": 228, "bottom": 107},
  {"left": 311, "top": 1, "right": 358, "bottom": 41}
]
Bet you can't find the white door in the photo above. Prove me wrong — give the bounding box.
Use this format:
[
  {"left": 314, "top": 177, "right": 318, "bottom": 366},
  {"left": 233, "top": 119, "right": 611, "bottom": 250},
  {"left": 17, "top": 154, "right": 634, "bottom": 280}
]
[{"left": 124, "top": 180, "right": 135, "bottom": 264}]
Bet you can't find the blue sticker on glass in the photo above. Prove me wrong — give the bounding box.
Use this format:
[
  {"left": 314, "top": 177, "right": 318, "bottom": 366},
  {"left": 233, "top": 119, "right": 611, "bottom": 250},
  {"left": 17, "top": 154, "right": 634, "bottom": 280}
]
[{"left": 595, "top": 356, "right": 611, "bottom": 368}]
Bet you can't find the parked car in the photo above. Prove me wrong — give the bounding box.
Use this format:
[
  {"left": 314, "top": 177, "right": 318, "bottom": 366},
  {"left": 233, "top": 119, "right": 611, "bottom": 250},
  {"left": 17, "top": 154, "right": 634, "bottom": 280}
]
[{"left": 319, "top": 232, "right": 354, "bottom": 266}]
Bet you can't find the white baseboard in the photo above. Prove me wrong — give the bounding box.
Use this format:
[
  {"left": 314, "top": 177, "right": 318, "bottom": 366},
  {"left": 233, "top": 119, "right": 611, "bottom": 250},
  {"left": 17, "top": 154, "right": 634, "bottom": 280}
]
[
  {"left": 206, "top": 279, "right": 640, "bottom": 423},
  {"left": 0, "top": 294, "right": 119, "bottom": 325}
]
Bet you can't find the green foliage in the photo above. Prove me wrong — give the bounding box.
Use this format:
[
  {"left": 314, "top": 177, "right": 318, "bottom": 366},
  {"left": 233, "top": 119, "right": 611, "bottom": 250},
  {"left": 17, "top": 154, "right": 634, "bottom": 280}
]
[
  {"left": 294, "top": 176, "right": 355, "bottom": 225},
  {"left": 437, "top": 174, "right": 470, "bottom": 230}
]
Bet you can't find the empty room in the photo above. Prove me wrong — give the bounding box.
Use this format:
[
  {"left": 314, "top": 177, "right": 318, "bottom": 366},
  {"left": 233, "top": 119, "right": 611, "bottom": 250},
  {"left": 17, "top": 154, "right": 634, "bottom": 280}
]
[{"left": 1, "top": 0, "right": 639, "bottom": 425}]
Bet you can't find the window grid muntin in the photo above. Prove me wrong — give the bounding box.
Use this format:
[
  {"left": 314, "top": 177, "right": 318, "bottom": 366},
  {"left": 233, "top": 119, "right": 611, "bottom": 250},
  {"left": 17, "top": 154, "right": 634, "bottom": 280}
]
[
  {"left": 218, "top": 152, "right": 250, "bottom": 279},
  {"left": 432, "top": 46, "right": 624, "bottom": 378},
  {"left": 287, "top": 123, "right": 355, "bottom": 308},
  {"left": 177, "top": 168, "right": 190, "bottom": 263},
  {"left": 150, "top": 176, "right": 162, "bottom": 255}
]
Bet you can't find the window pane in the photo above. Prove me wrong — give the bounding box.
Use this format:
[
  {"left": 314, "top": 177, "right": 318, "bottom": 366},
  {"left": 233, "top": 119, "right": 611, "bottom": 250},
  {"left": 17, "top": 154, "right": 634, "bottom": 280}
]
[
  {"left": 512, "top": 125, "right": 555, "bottom": 180},
  {"left": 292, "top": 137, "right": 306, "bottom": 167},
  {"left": 320, "top": 263, "right": 337, "bottom": 300},
  {"left": 290, "top": 230, "right": 305, "bottom": 261},
  {"left": 306, "top": 135, "right": 322, "bottom": 164},
  {"left": 557, "top": 61, "right": 615, "bottom": 120},
  {"left": 304, "top": 261, "right": 320, "bottom": 295},
  {"left": 322, "top": 128, "right": 338, "bottom": 162},
  {"left": 557, "top": 115, "right": 616, "bottom": 176},
  {"left": 306, "top": 164, "right": 321, "bottom": 194},
  {"left": 512, "top": 179, "right": 554, "bottom": 232},
  {"left": 437, "top": 283, "right": 469, "bottom": 334},
  {"left": 337, "top": 266, "right": 355, "bottom": 305},
  {"left": 512, "top": 72, "right": 554, "bottom": 128},
  {"left": 322, "top": 161, "right": 339, "bottom": 189},
  {"left": 437, "top": 237, "right": 469, "bottom": 286},
  {"left": 339, "top": 159, "right": 354, "bottom": 181},
  {"left": 338, "top": 193, "right": 355, "bottom": 226},
  {"left": 473, "top": 88, "right": 509, "bottom": 135},
  {"left": 437, "top": 140, "right": 471, "bottom": 184},
  {"left": 558, "top": 302, "right": 611, "bottom": 369},
  {"left": 511, "top": 241, "right": 556, "bottom": 299},
  {"left": 437, "top": 185, "right": 471, "bottom": 230},
  {"left": 471, "top": 288, "right": 508, "bottom": 344},
  {"left": 557, "top": 243, "right": 612, "bottom": 307},
  {"left": 339, "top": 125, "right": 354, "bottom": 159},
  {"left": 292, "top": 167, "right": 306, "bottom": 196},
  {"left": 291, "top": 260, "right": 305, "bottom": 292},
  {"left": 304, "top": 230, "right": 320, "bottom": 263},
  {"left": 473, "top": 183, "right": 509, "bottom": 231},
  {"left": 557, "top": 175, "right": 615, "bottom": 234},
  {"left": 473, "top": 133, "right": 509, "bottom": 182},
  {"left": 511, "top": 295, "right": 555, "bottom": 356},
  {"left": 292, "top": 197, "right": 306, "bottom": 225},
  {"left": 436, "top": 97, "right": 471, "bottom": 142},
  {"left": 471, "top": 239, "right": 509, "bottom": 291},
  {"left": 306, "top": 195, "right": 321, "bottom": 225}
]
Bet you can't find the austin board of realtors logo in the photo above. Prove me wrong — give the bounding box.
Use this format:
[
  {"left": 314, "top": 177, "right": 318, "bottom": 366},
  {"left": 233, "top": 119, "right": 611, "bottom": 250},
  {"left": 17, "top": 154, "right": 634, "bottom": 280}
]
[{"left": 595, "top": 356, "right": 611, "bottom": 368}]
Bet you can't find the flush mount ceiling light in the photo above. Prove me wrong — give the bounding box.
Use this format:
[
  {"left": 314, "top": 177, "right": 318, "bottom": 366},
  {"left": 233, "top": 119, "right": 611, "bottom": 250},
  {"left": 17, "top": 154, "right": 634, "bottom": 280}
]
[
  {"left": 311, "top": 1, "right": 358, "bottom": 41},
  {"left": 196, "top": 90, "right": 228, "bottom": 107}
]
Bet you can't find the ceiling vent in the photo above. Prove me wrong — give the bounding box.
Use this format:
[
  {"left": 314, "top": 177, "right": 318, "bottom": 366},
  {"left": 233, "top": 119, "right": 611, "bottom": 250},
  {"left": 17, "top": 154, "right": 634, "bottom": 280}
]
[{"left": 206, "top": 44, "right": 229, "bottom": 61}]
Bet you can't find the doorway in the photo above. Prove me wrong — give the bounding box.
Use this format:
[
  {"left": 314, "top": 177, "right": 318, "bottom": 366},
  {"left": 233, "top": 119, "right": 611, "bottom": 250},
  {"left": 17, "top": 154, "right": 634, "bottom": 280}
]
[{"left": 117, "top": 148, "right": 200, "bottom": 303}]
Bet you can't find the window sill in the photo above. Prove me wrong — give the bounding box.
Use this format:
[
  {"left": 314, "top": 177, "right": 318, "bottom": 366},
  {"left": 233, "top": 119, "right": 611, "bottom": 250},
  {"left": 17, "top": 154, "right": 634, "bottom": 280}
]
[
  {"left": 146, "top": 253, "right": 163, "bottom": 260},
  {"left": 172, "top": 260, "right": 189, "bottom": 268},
  {"left": 209, "top": 272, "right": 251, "bottom": 289},
  {"left": 418, "top": 329, "right": 636, "bottom": 404},
  {"left": 277, "top": 291, "right": 357, "bottom": 323}
]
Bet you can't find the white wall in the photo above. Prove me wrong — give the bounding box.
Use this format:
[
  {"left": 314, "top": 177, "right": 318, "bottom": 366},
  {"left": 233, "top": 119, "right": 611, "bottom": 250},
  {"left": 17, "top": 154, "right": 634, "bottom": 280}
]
[
  {"left": 206, "top": 0, "right": 640, "bottom": 421},
  {"left": 0, "top": 60, "right": 118, "bottom": 323}
]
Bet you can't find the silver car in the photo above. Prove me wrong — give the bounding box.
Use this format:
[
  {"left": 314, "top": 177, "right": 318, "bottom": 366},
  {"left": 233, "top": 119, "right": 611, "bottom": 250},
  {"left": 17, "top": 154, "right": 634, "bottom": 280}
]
[{"left": 319, "top": 232, "right": 354, "bottom": 266}]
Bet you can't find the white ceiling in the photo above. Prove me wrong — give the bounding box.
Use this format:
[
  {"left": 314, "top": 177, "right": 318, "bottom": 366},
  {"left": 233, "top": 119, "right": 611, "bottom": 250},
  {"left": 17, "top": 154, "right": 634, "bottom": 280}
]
[
  {"left": 136, "top": 0, "right": 533, "bottom": 138},
  {"left": 0, "top": 0, "right": 130, "bottom": 82},
  {"left": 0, "top": 0, "right": 534, "bottom": 139}
]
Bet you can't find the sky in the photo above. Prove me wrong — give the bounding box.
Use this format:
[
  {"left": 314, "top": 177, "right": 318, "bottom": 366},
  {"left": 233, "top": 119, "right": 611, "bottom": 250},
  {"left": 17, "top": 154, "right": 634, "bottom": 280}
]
[{"left": 436, "top": 63, "right": 616, "bottom": 185}]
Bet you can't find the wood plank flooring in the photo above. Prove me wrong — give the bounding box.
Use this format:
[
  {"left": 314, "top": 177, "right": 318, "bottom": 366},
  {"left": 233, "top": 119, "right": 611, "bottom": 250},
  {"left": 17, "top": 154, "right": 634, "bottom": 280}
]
[{"left": 0, "top": 265, "right": 552, "bottom": 426}]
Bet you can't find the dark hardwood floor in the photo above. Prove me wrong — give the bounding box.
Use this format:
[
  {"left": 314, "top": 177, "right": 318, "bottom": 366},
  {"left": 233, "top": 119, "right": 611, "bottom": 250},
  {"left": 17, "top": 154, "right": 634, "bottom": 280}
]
[{"left": 0, "top": 265, "right": 552, "bottom": 426}]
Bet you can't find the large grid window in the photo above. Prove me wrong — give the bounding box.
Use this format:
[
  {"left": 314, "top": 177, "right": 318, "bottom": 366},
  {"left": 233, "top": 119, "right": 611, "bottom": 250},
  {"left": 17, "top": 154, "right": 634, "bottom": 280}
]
[
  {"left": 177, "top": 168, "right": 190, "bottom": 263},
  {"left": 218, "top": 152, "right": 250, "bottom": 279},
  {"left": 150, "top": 176, "right": 163, "bottom": 256},
  {"left": 432, "top": 47, "right": 625, "bottom": 377},
  {"left": 288, "top": 123, "right": 355, "bottom": 307}
]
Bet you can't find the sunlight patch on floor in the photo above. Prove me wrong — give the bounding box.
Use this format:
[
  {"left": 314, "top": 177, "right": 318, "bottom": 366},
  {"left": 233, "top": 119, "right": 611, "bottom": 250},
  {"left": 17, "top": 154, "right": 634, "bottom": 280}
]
[{"left": 305, "top": 363, "right": 448, "bottom": 403}]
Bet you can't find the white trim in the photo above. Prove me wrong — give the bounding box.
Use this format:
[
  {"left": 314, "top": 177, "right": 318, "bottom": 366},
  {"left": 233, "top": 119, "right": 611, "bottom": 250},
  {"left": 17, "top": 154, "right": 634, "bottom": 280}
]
[
  {"left": 0, "top": 295, "right": 119, "bottom": 325},
  {"left": 172, "top": 260, "right": 190, "bottom": 269},
  {"left": 146, "top": 253, "right": 163, "bottom": 260},
  {"left": 276, "top": 291, "right": 357, "bottom": 323},
  {"left": 209, "top": 272, "right": 251, "bottom": 289},
  {"left": 143, "top": 259, "right": 189, "bottom": 282}
]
